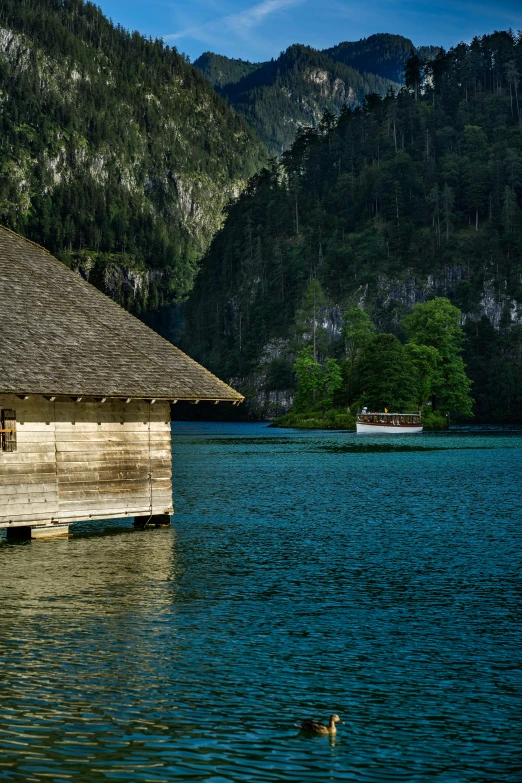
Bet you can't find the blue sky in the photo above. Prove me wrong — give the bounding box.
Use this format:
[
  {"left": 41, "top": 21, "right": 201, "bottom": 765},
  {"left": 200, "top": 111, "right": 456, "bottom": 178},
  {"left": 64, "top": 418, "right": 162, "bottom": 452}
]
[{"left": 96, "top": 0, "right": 522, "bottom": 62}]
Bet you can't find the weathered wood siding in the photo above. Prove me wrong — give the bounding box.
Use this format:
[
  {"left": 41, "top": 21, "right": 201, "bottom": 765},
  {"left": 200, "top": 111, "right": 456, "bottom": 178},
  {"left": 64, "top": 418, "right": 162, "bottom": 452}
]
[
  {"left": 0, "top": 396, "right": 58, "bottom": 525},
  {"left": 0, "top": 396, "right": 173, "bottom": 528}
]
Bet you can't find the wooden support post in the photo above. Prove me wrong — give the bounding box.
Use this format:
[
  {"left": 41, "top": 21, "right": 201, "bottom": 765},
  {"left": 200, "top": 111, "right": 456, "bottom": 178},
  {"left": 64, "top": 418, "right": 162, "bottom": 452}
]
[
  {"left": 134, "top": 514, "right": 172, "bottom": 529},
  {"left": 6, "top": 526, "right": 31, "bottom": 541},
  {"left": 5, "top": 525, "right": 69, "bottom": 540}
]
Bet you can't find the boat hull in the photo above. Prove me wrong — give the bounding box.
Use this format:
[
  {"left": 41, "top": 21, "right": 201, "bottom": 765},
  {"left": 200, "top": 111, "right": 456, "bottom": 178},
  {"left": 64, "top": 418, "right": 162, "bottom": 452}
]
[{"left": 356, "top": 422, "right": 423, "bottom": 434}]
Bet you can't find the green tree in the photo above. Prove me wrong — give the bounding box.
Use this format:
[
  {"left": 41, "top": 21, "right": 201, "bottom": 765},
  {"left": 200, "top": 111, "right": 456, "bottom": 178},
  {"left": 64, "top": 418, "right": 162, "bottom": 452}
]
[
  {"left": 294, "top": 346, "right": 323, "bottom": 409},
  {"left": 356, "top": 333, "right": 415, "bottom": 411},
  {"left": 294, "top": 278, "right": 327, "bottom": 360},
  {"left": 321, "top": 358, "right": 343, "bottom": 411},
  {"left": 463, "top": 126, "right": 489, "bottom": 230},
  {"left": 504, "top": 59, "right": 520, "bottom": 120},
  {"left": 342, "top": 306, "right": 375, "bottom": 362},
  {"left": 403, "top": 298, "right": 473, "bottom": 415},
  {"left": 403, "top": 51, "right": 423, "bottom": 100},
  {"left": 441, "top": 183, "right": 455, "bottom": 242},
  {"left": 341, "top": 306, "right": 375, "bottom": 403},
  {"left": 502, "top": 185, "right": 518, "bottom": 234},
  {"left": 404, "top": 343, "right": 442, "bottom": 409},
  {"left": 294, "top": 347, "right": 342, "bottom": 414}
]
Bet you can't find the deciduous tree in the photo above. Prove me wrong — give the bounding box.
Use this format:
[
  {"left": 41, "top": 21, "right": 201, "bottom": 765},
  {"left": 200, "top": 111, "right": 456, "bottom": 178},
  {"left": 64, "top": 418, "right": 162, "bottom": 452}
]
[
  {"left": 356, "top": 333, "right": 415, "bottom": 411},
  {"left": 403, "top": 298, "right": 473, "bottom": 415},
  {"left": 294, "top": 346, "right": 342, "bottom": 413},
  {"left": 404, "top": 343, "right": 442, "bottom": 409}
]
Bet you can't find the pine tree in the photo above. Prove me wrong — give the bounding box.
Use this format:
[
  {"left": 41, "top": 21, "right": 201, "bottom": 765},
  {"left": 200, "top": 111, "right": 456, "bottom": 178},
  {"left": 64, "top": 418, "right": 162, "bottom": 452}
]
[
  {"left": 356, "top": 333, "right": 415, "bottom": 411},
  {"left": 403, "top": 52, "right": 423, "bottom": 100}
]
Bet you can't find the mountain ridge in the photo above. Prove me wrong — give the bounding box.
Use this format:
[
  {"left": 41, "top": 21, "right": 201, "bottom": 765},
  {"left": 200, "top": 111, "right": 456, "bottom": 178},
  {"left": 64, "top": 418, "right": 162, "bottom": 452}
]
[{"left": 194, "top": 34, "right": 439, "bottom": 154}]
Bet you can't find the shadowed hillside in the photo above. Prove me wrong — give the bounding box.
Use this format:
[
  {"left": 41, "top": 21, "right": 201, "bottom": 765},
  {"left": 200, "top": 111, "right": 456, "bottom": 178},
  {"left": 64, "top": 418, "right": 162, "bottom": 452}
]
[{"left": 185, "top": 32, "right": 522, "bottom": 422}]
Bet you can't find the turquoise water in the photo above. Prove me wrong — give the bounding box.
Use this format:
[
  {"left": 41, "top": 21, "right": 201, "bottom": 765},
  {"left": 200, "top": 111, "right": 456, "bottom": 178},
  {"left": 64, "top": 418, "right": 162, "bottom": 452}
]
[{"left": 0, "top": 423, "right": 521, "bottom": 782}]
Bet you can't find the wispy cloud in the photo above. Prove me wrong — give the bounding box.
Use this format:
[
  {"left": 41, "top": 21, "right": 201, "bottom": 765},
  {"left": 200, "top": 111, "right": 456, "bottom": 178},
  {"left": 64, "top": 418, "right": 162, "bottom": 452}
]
[
  {"left": 228, "top": 0, "right": 303, "bottom": 32},
  {"left": 165, "top": 0, "right": 304, "bottom": 44}
]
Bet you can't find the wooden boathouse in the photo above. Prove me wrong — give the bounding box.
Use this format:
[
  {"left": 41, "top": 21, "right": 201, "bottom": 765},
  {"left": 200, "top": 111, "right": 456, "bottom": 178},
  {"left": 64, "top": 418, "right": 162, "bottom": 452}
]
[{"left": 0, "top": 226, "right": 243, "bottom": 539}]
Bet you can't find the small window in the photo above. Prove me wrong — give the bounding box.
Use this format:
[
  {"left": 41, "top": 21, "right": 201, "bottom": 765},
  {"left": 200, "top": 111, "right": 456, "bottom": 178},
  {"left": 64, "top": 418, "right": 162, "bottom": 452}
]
[{"left": 1, "top": 409, "right": 17, "bottom": 452}]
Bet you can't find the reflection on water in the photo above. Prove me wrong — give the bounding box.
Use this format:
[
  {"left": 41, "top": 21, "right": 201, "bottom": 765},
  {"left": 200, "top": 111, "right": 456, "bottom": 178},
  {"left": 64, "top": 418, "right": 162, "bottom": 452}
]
[{"left": 0, "top": 423, "right": 521, "bottom": 782}]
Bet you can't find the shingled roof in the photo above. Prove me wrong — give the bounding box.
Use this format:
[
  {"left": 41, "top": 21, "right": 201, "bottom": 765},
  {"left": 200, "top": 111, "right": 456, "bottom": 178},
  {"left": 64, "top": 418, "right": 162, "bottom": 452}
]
[{"left": 0, "top": 226, "right": 243, "bottom": 402}]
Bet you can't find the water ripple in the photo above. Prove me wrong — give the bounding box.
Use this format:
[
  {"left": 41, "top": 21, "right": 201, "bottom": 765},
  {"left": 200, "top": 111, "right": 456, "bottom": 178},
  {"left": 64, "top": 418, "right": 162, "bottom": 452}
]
[{"left": 0, "top": 424, "right": 521, "bottom": 782}]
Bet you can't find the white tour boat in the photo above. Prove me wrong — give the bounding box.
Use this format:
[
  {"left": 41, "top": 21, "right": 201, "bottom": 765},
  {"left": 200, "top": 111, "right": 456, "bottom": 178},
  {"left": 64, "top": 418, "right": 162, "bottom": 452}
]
[{"left": 356, "top": 411, "right": 423, "bottom": 434}]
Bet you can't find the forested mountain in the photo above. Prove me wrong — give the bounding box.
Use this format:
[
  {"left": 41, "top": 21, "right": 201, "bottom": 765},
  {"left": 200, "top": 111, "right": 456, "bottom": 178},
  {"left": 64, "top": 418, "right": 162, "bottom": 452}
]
[
  {"left": 195, "top": 40, "right": 405, "bottom": 154},
  {"left": 194, "top": 52, "right": 262, "bottom": 89},
  {"left": 184, "top": 31, "right": 522, "bottom": 422},
  {"left": 325, "top": 34, "right": 438, "bottom": 83},
  {"left": 0, "top": 0, "right": 265, "bottom": 317},
  {"left": 194, "top": 34, "right": 437, "bottom": 155}
]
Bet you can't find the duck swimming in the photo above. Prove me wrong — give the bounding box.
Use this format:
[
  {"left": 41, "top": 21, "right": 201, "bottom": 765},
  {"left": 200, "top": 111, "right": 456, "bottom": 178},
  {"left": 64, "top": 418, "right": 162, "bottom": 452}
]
[{"left": 296, "top": 714, "right": 344, "bottom": 735}]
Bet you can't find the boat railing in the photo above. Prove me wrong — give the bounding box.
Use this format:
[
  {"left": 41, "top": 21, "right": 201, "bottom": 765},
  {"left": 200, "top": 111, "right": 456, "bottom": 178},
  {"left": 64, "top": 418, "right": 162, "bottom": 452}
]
[{"left": 356, "top": 412, "right": 421, "bottom": 424}]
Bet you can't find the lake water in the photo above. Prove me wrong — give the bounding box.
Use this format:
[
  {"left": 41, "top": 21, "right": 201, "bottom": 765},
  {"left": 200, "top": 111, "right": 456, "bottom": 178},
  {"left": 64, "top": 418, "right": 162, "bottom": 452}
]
[{"left": 1, "top": 423, "right": 521, "bottom": 782}]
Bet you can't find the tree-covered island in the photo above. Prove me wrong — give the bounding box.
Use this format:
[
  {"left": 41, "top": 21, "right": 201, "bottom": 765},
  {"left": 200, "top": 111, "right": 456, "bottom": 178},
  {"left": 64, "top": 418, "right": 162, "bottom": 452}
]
[{"left": 272, "top": 295, "right": 473, "bottom": 430}]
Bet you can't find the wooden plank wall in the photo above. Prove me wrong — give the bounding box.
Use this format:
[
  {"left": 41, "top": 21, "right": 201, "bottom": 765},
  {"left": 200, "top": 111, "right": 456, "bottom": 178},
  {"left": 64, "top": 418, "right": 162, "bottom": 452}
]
[
  {"left": 0, "top": 395, "right": 59, "bottom": 524},
  {"left": 0, "top": 396, "right": 173, "bottom": 527},
  {"left": 54, "top": 400, "right": 173, "bottom": 522}
]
